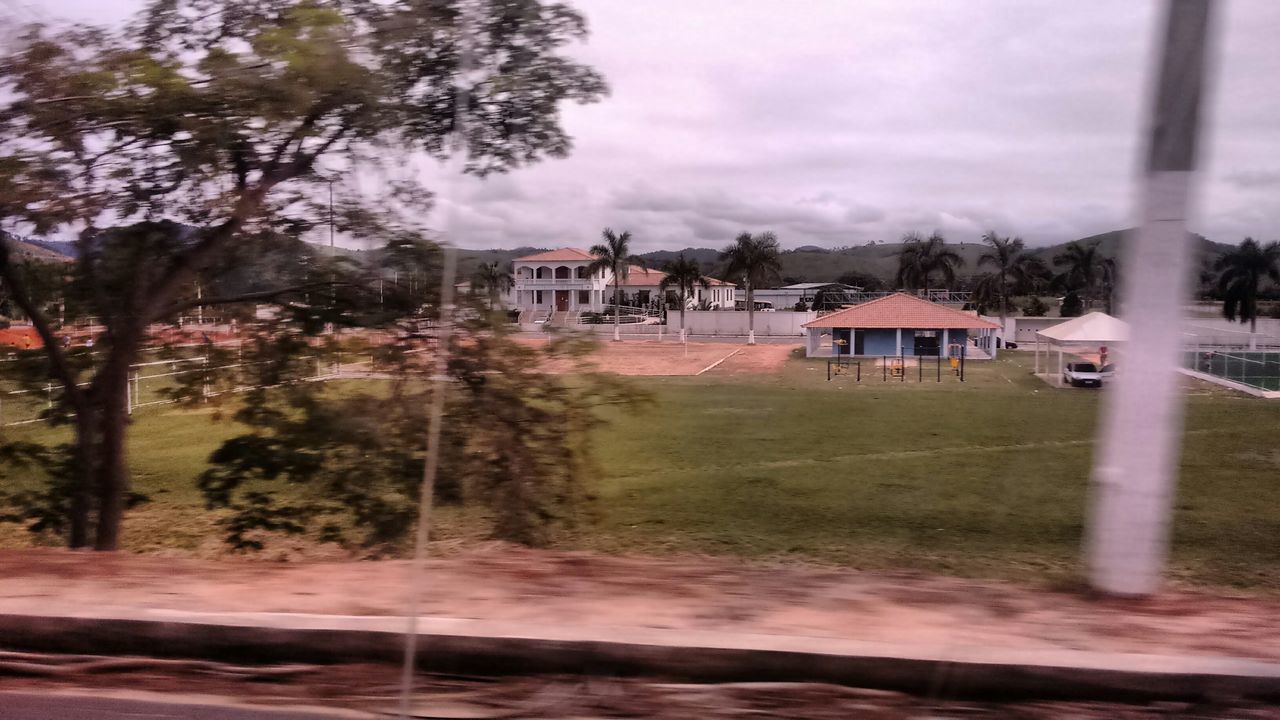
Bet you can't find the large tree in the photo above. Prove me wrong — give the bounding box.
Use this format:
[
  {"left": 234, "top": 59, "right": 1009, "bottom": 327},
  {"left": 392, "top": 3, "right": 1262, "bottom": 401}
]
[
  {"left": 1216, "top": 237, "right": 1280, "bottom": 333},
  {"left": 588, "top": 228, "right": 643, "bottom": 342},
  {"left": 0, "top": 0, "right": 607, "bottom": 550},
  {"left": 719, "top": 231, "right": 781, "bottom": 345},
  {"left": 976, "top": 231, "right": 1048, "bottom": 329},
  {"left": 658, "top": 253, "right": 708, "bottom": 343},
  {"left": 895, "top": 231, "right": 964, "bottom": 291}
]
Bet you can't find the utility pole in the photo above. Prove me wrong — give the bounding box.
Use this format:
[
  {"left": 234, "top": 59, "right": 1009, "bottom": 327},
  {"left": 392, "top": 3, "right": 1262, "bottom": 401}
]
[{"left": 1086, "top": 0, "right": 1216, "bottom": 596}]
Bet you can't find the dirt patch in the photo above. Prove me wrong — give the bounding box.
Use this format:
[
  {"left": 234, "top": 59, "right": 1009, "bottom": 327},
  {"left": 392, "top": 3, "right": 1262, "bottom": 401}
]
[
  {"left": 523, "top": 338, "right": 746, "bottom": 376},
  {"left": 702, "top": 343, "right": 798, "bottom": 375},
  {"left": 1, "top": 547, "right": 1278, "bottom": 663}
]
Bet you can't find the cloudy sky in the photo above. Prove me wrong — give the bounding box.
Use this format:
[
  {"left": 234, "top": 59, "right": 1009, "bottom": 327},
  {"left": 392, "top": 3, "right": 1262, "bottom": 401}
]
[{"left": 21, "top": 0, "right": 1280, "bottom": 250}]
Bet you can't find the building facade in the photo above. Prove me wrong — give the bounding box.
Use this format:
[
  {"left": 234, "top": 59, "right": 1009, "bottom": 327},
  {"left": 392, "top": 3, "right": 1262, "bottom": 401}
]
[
  {"left": 510, "top": 248, "right": 734, "bottom": 316},
  {"left": 802, "top": 293, "right": 1002, "bottom": 359}
]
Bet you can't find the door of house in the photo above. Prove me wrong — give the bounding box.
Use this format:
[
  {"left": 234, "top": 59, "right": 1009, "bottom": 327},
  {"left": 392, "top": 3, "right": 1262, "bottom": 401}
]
[
  {"left": 853, "top": 329, "right": 865, "bottom": 355},
  {"left": 555, "top": 290, "right": 569, "bottom": 311}
]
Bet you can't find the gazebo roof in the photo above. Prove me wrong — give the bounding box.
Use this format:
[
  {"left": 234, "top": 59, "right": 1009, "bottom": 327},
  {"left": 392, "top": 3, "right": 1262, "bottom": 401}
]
[{"left": 1035, "top": 312, "right": 1129, "bottom": 343}]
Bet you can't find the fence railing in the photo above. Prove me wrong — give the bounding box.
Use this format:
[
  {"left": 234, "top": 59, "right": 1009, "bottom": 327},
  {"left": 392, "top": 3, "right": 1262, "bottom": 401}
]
[{"left": 0, "top": 349, "right": 400, "bottom": 427}]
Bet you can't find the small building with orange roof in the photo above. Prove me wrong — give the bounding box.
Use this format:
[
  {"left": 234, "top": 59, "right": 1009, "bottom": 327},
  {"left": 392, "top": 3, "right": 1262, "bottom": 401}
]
[{"left": 801, "top": 292, "right": 1001, "bottom": 359}]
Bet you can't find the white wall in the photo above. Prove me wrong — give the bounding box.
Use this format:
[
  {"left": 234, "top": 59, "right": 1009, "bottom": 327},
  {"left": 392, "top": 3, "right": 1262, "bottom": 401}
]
[
  {"left": 675, "top": 310, "right": 816, "bottom": 336},
  {"left": 1005, "top": 317, "right": 1067, "bottom": 344}
]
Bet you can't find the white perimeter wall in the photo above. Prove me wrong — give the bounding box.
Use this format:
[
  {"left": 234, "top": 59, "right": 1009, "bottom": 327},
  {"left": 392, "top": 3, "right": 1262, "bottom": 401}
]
[{"left": 676, "top": 310, "right": 816, "bottom": 336}]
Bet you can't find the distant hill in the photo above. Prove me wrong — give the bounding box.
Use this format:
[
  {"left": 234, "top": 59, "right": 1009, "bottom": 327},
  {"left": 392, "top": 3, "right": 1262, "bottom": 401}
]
[
  {"left": 0, "top": 233, "right": 74, "bottom": 263},
  {"left": 450, "top": 230, "right": 1237, "bottom": 287},
  {"left": 12, "top": 228, "right": 1241, "bottom": 289}
]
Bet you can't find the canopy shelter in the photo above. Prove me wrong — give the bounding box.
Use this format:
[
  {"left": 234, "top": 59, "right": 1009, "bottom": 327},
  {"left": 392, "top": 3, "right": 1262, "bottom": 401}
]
[{"left": 1034, "top": 312, "right": 1130, "bottom": 385}]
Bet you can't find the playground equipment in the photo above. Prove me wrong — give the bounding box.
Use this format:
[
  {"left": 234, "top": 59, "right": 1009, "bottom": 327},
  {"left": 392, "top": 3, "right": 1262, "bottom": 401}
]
[
  {"left": 828, "top": 347, "right": 965, "bottom": 383},
  {"left": 826, "top": 355, "right": 860, "bottom": 381}
]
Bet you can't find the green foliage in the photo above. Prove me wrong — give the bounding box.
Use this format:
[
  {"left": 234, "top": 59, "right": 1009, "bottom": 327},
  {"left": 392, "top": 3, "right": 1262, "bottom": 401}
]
[
  {"left": 658, "top": 253, "right": 708, "bottom": 329},
  {"left": 719, "top": 232, "right": 782, "bottom": 290},
  {"left": 1216, "top": 237, "right": 1280, "bottom": 332},
  {"left": 471, "top": 262, "right": 514, "bottom": 311},
  {"left": 975, "top": 231, "right": 1049, "bottom": 319},
  {"left": 1022, "top": 296, "right": 1050, "bottom": 317},
  {"left": 1051, "top": 241, "right": 1115, "bottom": 311},
  {"left": 589, "top": 228, "right": 644, "bottom": 326},
  {"left": 834, "top": 270, "right": 884, "bottom": 292},
  {"left": 895, "top": 231, "right": 964, "bottom": 290},
  {"left": 1059, "top": 291, "right": 1084, "bottom": 318},
  {"left": 0, "top": 0, "right": 606, "bottom": 549},
  {"left": 196, "top": 314, "right": 649, "bottom": 551}
]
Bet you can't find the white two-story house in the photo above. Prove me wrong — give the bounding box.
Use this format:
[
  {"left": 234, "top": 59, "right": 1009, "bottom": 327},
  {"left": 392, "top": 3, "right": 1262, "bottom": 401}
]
[{"left": 510, "top": 248, "right": 734, "bottom": 318}]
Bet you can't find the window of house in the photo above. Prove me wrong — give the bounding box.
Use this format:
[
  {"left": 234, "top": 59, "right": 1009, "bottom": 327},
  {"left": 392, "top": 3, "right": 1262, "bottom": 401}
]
[
  {"left": 578, "top": 290, "right": 590, "bottom": 305},
  {"left": 576, "top": 266, "right": 588, "bottom": 279},
  {"left": 535, "top": 290, "right": 544, "bottom": 305}
]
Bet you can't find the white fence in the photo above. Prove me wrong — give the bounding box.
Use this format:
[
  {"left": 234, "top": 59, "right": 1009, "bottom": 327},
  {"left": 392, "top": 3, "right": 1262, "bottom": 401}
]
[
  {"left": 674, "top": 310, "right": 816, "bottom": 337},
  {"left": 0, "top": 347, "right": 391, "bottom": 427}
]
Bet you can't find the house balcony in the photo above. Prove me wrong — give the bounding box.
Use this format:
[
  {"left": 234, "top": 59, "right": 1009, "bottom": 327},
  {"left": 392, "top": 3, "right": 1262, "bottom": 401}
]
[{"left": 514, "top": 278, "right": 597, "bottom": 288}]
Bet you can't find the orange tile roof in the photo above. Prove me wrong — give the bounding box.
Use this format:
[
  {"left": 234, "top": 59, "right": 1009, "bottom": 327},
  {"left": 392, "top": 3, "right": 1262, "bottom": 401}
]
[
  {"left": 513, "top": 247, "right": 597, "bottom": 262},
  {"left": 618, "top": 265, "right": 664, "bottom": 286},
  {"left": 617, "top": 265, "right": 727, "bottom": 288},
  {"left": 802, "top": 292, "right": 1000, "bottom": 330}
]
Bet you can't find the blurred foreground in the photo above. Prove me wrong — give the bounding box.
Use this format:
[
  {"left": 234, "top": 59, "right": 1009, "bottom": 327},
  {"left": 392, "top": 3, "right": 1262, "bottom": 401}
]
[{"left": 2, "top": 546, "right": 1277, "bottom": 662}]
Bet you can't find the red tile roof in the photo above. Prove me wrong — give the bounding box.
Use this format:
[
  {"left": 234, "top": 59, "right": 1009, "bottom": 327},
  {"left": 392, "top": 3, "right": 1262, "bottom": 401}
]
[
  {"left": 513, "top": 247, "right": 597, "bottom": 262},
  {"left": 617, "top": 265, "right": 730, "bottom": 288},
  {"left": 802, "top": 293, "right": 1000, "bottom": 330}
]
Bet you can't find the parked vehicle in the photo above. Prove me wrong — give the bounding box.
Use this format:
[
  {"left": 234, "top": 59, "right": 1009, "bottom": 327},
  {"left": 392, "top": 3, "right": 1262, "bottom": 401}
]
[{"left": 1063, "top": 362, "right": 1103, "bottom": 387}]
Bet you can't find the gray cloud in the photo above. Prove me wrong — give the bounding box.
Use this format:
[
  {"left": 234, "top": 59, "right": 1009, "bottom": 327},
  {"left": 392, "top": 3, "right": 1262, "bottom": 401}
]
[{"left": 31, "top": 0, "right": 1280, "bottom": 250}]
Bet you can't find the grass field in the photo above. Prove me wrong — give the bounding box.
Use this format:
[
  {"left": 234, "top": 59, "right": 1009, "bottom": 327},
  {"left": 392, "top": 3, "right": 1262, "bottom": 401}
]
[{"left": 2, "top": 348, "right": 1278, "bottom": 588}]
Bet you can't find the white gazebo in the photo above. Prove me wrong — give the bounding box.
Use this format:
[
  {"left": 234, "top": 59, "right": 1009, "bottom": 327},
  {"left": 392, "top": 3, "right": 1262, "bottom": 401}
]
[{"left": 1034, "top": 312, "right": 1130, "bottom": 386}]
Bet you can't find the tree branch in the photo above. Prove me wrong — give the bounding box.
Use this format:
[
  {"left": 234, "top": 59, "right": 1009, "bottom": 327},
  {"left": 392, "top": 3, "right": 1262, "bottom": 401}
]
[{"left": 163, "top": 281, "right": 358, "bottom": 316}]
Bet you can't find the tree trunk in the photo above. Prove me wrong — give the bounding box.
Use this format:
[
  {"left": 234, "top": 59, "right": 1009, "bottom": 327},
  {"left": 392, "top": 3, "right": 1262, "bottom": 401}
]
[
  {"left": 679, "top": 293, "right": 686, "bottom": 344},
  {"left": 613, "top": 281, "right": 621, "bottom": 342},
  {"left": 92, "top": 361, "right": 131, "bottom": 551},
  {"left": 68, "top": 407, "right": 97, "bottom": 548}
]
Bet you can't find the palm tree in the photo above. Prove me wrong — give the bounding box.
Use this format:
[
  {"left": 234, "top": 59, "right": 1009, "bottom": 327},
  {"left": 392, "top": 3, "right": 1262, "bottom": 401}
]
[
  {"left": 471, "top": 261, "right": 513, "bottom": 312},
  {"left": 977, "top": 231, "right": 1049, "bottom": 329},
  {"left": 588, "top": 228, "right": 645, "bottom": 341},
  {"left": 719, "top": 231, "right": 782, "bottom": 345},
  {"left": 659, "top": 253, "right": 709, "bottom": 343},
  {"left": 1216, "top": 237, "right": 1280, "bottom": 333},
  {"left": 895, "top": 231, "right": 964, "bottom": 291},
  {"left": 1052, "top": 241, "right": 1108, "bottom": 310},
  {"left": 1099, "top": 256, "right": 1118, "bottom": 315}
]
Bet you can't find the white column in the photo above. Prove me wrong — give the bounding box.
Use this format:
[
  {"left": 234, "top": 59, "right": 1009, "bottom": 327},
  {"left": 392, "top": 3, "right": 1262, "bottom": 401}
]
[
  {"left": 895, "top": 328, "right": 902, "bottom": 355},
  {"left": 1087, "top": 0, "right": 1214, "bottom": 596},
  {"left": 1057, "top": 348, "right": 1063, "bottom": 385},
  {"left": 942, "top": 328, "right": 950, "bottom": 358},
  {"left": 1034, "top": 338, "right": 1040, "bottom": 374}
]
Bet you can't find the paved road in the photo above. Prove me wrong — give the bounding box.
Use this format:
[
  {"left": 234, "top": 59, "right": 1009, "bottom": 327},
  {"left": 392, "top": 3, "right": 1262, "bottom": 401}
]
[{"left": 0, "top": 693, "right": 371, "bottom": 719}]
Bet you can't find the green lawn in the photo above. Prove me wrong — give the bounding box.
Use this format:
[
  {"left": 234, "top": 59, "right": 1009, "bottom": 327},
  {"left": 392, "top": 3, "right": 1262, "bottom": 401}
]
[
  {"left": 581, "top": 351, "right": 1280, "bottom": 588},
  {"left": 2, "top": 350, "right": 1278, "bottom": 588}
]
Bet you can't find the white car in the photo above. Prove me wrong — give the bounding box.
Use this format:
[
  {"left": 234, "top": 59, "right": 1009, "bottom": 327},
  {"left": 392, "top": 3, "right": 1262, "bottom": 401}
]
[{"left": 1063, "top": 362, "right": 1103, "bottom": 387}]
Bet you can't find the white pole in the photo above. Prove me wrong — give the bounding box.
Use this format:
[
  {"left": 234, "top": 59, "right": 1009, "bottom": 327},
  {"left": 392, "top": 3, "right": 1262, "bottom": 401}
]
[{"left": 1087, "top": 0, "right": 1215, "bottom": 597}]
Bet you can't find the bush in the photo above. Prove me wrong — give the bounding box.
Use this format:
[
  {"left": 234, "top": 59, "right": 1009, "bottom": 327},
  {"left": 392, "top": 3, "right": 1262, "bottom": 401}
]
[
  {"left": 793, "top": 301, "right": 808, "bottom": 312},
  {"left": 1022, "top": 296, "right": 1049, "bottom": 317}
]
